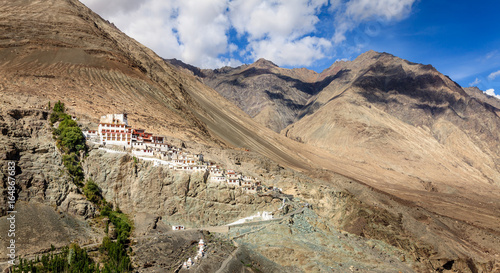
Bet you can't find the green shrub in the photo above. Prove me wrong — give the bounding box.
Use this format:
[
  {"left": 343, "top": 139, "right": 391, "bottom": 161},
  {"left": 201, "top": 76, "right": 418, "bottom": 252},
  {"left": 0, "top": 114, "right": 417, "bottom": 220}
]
[
  {"left": 83, "top": 179, "right": 102, "bottom": 205},
  {"left": 99, "top": 209, "right": 133, "bottom": 272},
  {"left": 50, "top": 101, "right": 86, "bottom": 185},
  {"left": 53, "top": 100, "right": 65, "bottom": 113},
  {"left": 62, "top": 153, "right": 84, "bottom": 185},
  {"left": 50, "top": 101, "right": 68, "bottom": 124},
  {"left": 59, "top": 126, "right": 86, "bottom": 154}
]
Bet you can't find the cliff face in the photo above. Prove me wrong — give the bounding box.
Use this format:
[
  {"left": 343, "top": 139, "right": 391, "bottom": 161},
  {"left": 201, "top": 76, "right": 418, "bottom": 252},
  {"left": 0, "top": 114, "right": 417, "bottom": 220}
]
[
  {"left": 0, "top": 109, "right": 101, "bottom": 258},
  {"left": 82, "top": 148, "right": 281, "bottom": 229}
]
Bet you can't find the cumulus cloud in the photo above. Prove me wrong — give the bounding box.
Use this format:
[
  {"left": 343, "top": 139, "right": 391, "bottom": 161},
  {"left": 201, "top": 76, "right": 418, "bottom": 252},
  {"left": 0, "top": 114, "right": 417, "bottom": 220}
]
[
  {"left": 80, "top": 0, "right": 417, "bottom": 68},
  {"left": 485, "top": 89, "right": 500, "bottom": 100},
  {"left": 229, "top": 0, "right": 328, "bottom": 40},
  {"left": 248, "top": 36, "right": 332, "bottom": 66},
  {"left": 488, "top": 70, "right": 500, "bottom": 80},
  {"left": 228, "top": 0, "right": 332, "bottom": 66}
]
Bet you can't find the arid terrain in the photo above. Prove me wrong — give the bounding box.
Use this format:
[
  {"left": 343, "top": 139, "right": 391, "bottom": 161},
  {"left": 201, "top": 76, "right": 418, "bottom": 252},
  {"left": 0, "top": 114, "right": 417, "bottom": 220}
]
[{"left": 0, "top": 0, "right": 499, "bottom": 272}]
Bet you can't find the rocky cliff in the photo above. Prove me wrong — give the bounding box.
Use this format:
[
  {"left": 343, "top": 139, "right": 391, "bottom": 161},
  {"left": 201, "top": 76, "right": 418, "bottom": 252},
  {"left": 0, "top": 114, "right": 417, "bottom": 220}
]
[
  {"left": 82, "top": 148, "right": 282, "bottom": 229},
  {"left": 0, "top": 109, "right": 101, "bottom": 259}
]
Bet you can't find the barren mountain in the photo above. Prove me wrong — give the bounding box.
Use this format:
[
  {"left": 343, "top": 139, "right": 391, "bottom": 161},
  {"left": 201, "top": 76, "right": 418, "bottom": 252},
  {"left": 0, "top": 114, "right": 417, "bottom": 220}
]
[
  {"left": 284, "top": 50, "right": 500, "bottom": 191},
  {"left": 464, "top": 86, "right": 500, "bottom": 109},
  {"left": 167, "top": 58, "right": 321, "bottom": 132},
  {"left": 1, "top": 0, "right": 500, "bottom": 272}
]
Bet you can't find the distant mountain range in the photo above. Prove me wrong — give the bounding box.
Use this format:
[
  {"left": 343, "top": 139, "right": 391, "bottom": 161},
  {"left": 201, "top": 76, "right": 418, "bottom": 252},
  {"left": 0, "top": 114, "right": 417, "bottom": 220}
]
[{"left": 168, "top": 50, "right": 500, "bottom": 193}]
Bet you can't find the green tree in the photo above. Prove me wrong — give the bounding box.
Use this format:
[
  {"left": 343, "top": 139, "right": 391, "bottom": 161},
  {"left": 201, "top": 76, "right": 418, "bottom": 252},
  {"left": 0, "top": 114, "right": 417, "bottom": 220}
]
[
  {"left": 62, "top": 153, "right": 84, "bottom": 184},
  {"left": 50, "top": 100, "right": 67, "bottom": 123},
  {"left": 59, "top": 126, "right": 85, "bottom": 153},
  {"left": 53, "top": 100, "right": 65, "bottom": 113}
]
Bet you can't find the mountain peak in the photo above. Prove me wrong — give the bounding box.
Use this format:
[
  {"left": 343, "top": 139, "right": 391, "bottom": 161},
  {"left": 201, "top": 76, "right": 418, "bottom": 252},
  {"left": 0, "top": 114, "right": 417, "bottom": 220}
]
[
  {"left": 360, "top": 49, "right": 382, "bottom": 58},
  {"left": 252, "top": 58, "right": 278, "bottom": 68}
]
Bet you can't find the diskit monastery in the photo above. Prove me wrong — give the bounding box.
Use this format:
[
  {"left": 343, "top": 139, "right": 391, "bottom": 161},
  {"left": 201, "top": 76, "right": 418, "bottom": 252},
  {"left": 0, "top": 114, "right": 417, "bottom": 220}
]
[{"left": 83, "top": 114, "right": 262, "bottom": 194}]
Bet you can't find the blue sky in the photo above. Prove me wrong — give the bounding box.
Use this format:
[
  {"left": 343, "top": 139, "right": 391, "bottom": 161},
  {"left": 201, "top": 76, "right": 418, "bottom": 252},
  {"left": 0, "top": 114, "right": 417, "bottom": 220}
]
[
  {"left": 81, "top": 0, "right": 500, "bottom": 97},
  {"left": 340, "top": 0, "right": 500, "bottom": 97}
]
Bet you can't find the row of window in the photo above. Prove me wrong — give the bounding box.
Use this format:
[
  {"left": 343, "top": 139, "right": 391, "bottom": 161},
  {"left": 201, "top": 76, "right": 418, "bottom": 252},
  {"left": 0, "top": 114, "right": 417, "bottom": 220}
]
[
  {"left": 103, "top": 136, "right": 131, "bottom": 141},
  {"left": 102, "top": 130, "right": 131, "bottom": 133},
  {"left": 101, "top": 124, "right": 127, "bottom": 128}
]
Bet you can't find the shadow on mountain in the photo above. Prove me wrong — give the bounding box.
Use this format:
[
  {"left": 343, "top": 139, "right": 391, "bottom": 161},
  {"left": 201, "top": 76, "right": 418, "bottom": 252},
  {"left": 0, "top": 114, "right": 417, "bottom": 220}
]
[
  {"left": 355, "top": 63, "right": 464, "bottom": 107},
  {"left": 264, "top": 91, "right": 305, "bottom": 110},
  {"left": 293, "top": 70, "right": 352, "bottom": 121}
]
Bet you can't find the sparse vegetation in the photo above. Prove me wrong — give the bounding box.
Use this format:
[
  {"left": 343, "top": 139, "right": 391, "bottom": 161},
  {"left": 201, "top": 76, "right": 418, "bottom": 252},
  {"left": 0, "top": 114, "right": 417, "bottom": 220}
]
[
  {"left": 99, "top": 204, "right": 133, "bottom": 272},
  {"left": 50, "top": 100, "right": 69, "bottom": 124},
  {"left": 13, "top": 244, "right": 99, "bottom": 273},
  {"left": 62, "top": 153, "right": 84, "bottom": 186},
  {"left": 43, "top": 102, "right": 133, "bottom": 272},
  {"left": 83, "top": 178, "right": 103, "bottom": 205},
  {"left": 50, "top": 101, "right": 86, "bottom": 185},
  {"left": 83, "top": 179, "right": 133, "bottom": 272}
]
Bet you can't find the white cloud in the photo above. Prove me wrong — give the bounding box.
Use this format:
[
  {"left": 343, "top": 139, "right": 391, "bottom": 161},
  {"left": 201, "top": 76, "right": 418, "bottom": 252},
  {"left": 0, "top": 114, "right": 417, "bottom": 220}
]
[
  {"left": 469, "top": 77, "right": 481, "bottom": 86},
  {"left": 229, "top": 0, "right": 328, "bottom": 41},
  {"left": 485, "top": 89, "right": 500, "bottom": 100},
  {"left": 79, "top": 0, "right": 416, "bottom": 68},
  {"left": 488, "top": 70, "right": 500, "bottom": 80},
  {"left": 228, "top": 0, "right": 332, "bottom": 66},
  {"left": 249, "top": 36, "right": 332, "bottom": 66},
  {"left": 175, "top": 0, "right": 231, "bottom": 67},
  {"left": 333, "top": 0, "right": 417, "bottom": 44},
  {"left": 486, "top": 50, "right": 498, "bottom": 60}
]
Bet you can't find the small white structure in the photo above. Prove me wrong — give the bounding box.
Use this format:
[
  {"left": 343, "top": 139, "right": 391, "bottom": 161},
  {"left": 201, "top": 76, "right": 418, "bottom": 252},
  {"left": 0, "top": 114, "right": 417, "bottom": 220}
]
[
  {"left": 83, "top": 130, "right": 99, "bottom": 142},
  {"left": 210, "top": 169, "right": 223, "bottom": 176},
  {"left": 241, "top": 179, "right": 253, "bottom": 187},
  {"left": 243, "top": 187, "right": 257, "bottom": 194},
  {"left": 227, "top": 211, "right": 273, "bottom": 226},
  {"left": 210, "top": 176, "right": 226, "bottom": 183},
  {"left": 100, "top": 113, "right": 128, "bottom": 125},
  {"left": 132, "top": 149, "right": 154, "bottom": 157},
  {"left": 197, "top": 239, "right": 205, "bottom": 259},
  {"left": 172, "top": 225, "right": 185, "bottom": 231},
  {"left": 227, "top": 178, "right": 241, "bottom": 187},
  {"left": 227, "top": 171, "right": 241, "bottom": 179}
]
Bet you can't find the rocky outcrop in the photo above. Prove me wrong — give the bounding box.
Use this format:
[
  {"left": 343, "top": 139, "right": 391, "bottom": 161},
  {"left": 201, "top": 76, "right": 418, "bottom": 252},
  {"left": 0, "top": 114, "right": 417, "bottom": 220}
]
[
  {"left": 83, "top": 149, "right": 282, "bottom": 229},
  {"left": 464, "top": 86, "right": 500, "bottom": 109},
  {"left": 0, "top": 109, "right": 100, "bottom": 261}
]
